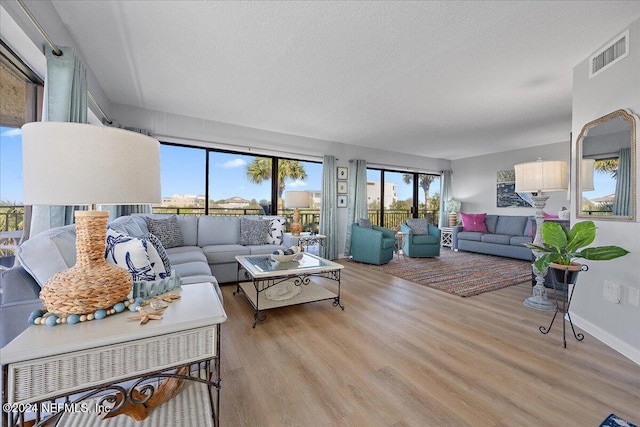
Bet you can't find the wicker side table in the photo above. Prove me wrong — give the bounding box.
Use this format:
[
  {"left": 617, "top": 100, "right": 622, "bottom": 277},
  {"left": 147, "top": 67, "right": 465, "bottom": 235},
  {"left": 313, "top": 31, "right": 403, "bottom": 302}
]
[
  {"left": 440, "top": 227, "right": 454, "bottom": 249},
  {"left": 1, "top": 282, "right": 226, "bottom": 427}
]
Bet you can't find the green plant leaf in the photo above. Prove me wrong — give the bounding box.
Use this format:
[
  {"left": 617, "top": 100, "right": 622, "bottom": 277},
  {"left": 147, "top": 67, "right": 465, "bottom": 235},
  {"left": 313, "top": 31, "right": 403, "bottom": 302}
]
[
  {"left": 565, "top": 221, "right": 596, "bottom": 253},
  {"left": 579, "top": 246, "right": 630, "bottom": 261},
  {"left": 533, "top": 252, "right": 563, "bottom": 272},
  {"left": 540, "top": 221, "right": 567, "bottom": 249}
]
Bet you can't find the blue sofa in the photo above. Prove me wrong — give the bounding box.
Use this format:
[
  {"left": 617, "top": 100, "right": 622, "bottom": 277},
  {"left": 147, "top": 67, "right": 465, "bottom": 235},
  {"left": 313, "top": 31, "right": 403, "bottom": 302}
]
[
  {"left": 452, "top": 214, "right": 534, "bottom": 261},
  {"left": 0, "top": 214, "right": 287, "bottom": 347}
]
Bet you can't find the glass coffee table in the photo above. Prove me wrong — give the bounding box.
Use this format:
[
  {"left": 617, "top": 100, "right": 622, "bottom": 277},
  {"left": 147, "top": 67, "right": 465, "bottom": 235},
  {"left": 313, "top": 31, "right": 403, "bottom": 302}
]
[{"left": 234, "top": 253, "right": 344, "bottom": 327}]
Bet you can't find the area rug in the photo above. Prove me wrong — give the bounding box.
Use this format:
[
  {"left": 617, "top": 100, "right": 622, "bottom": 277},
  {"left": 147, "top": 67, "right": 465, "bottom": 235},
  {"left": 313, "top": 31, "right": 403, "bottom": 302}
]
[{"left": 363, "top": 250, "right": 532, "bottom": 297}]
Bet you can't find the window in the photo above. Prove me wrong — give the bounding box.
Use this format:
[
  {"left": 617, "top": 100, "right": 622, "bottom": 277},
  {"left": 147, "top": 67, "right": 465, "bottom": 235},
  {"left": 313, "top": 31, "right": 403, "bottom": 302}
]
[
  {"left": 0, "top": 41, "right": 43, "bottom": 259},
  {"left": 156, "top": 144, "right": 206, "bottom": 215},
  {"left": 209, "top": 152, "right": 270, "bottom": 216},
  {"left": 278, "top": 159, "right": 322, "bottom": 233},
  {"left": 155, "top": 144, "right": 322, "bottom": 233},
  {"left": 366, "top": 168, "right": 441, "bottom": 228},
  {"left": 416, "top": 173, "right": 441, "bottom": 223}
]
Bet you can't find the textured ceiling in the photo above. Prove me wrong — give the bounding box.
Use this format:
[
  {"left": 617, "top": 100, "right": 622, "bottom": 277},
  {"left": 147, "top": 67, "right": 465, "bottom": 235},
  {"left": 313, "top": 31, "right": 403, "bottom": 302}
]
[{"left": 51, "top": 1, "right": 640, "bottom": 160}]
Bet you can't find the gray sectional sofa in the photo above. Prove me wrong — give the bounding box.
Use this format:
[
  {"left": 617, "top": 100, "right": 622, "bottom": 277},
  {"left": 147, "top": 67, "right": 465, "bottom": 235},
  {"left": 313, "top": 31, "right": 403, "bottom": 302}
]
[
  {"left": 0, "top": 214, "right": 287, "bottom": 347},
  {"left": 452, "top": 214, "right": 534, "bottom": 261}
]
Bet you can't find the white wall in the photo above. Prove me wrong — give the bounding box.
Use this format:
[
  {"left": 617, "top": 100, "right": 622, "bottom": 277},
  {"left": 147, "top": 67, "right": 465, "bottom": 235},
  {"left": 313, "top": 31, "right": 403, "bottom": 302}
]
[
  {"left": 570, "top": 18, "right": 640, "bottom": 364},
  {"left": 451, "top": 142, "right": 571, "bottom": 217}
]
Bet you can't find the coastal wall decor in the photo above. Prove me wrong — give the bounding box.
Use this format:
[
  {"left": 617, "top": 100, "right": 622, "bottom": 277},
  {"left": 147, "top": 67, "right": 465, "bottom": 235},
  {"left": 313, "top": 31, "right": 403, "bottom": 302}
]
[
  {"left": 497, "top": 169, "right": 529, "bottom": 207},
  {"left": 337, "top": 167, "right": 348, "bottom": 180}
]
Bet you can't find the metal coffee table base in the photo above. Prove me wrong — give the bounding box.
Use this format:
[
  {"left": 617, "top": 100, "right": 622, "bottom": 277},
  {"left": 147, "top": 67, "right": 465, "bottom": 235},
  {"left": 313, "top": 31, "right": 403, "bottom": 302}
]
[{"left": 234, "top": 270, "right": 343, "bottom": 327}]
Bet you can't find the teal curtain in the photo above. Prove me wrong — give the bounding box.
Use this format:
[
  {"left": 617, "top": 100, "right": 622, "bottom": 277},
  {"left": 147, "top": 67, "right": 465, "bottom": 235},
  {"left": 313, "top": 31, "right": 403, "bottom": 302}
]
[
  {"left": 30, "top": 47, "right": 88, "bottom": 236},
  {"left": 612, "top": 147, "right": 631, "bottom": 216},
  {"left": 439, "top": 170, "right": 452, "bottom": 228},
  {"left": 344, "top": 159, "right": 368, "bottom": 256},
  {"left": 319, "top": 155, "right": 337, "bottom": 260}
]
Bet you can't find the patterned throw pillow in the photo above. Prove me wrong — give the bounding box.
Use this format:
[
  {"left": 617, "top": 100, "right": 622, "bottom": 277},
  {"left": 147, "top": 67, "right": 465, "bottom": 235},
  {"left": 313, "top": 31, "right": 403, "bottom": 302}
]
[
  {"left": 105, "top": 228, "right": 159, "bottom": 281},
  {"left": 358, "top": 218, "right": 372, "bottom": 229},
  {"left": 144, "top": 215, "right": 184, "bottom": 249},
  {"left": 240, "top": 217, "right": 270, "bottom": 245},
  {"left": 261, "top": 216, "right": 286, "bottom": 245},
  {"left": 144, "top": 232, "right": 171, "bottom": 276},
  {"left": 406, "top": 218, "right": 430, "bottom": 235}
]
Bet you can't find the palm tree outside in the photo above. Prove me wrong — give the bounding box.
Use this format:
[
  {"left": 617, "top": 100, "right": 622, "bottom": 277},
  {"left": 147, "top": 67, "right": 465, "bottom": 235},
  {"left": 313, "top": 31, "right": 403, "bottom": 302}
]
[
  {"left": 246, "top": 158, "right": 308, "bottom": 209},
  {"left": 594, "top": 158, "right": 618, "bottom": 179},
  {"left": 402, "top": 173, "right": 437, "bottom": 218}
]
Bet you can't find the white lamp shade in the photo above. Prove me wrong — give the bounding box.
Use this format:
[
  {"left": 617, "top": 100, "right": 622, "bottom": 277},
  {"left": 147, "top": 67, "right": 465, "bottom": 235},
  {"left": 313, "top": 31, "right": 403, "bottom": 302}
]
[
  {"left": 22, "top": 122, "right": 161, "bottom": 205},
  {"left": 581, "top": 159, "right": 595, "bottom": 191},
  {"left": 514, "top": 160, "right": 568, "bottom": 193},
  {"left": 284, "top": 191, "right": 310, "bottom": 209}
]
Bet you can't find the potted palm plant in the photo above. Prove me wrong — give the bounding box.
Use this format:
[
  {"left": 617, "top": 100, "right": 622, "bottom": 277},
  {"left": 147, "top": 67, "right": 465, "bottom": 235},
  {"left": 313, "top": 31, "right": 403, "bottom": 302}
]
[{"left": 524, "top": 220, "right": 629, "bottom": 285}]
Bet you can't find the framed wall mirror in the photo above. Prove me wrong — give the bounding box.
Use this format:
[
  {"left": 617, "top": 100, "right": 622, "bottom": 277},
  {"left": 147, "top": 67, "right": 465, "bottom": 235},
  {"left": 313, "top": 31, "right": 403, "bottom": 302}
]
[{"left": 575, "top": 109, "right": 638, "bottom": 221}]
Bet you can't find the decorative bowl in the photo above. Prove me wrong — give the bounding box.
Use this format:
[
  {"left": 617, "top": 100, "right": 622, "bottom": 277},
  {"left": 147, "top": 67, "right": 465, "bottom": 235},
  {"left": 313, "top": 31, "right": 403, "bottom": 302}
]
[
  {"left": 270, "top": 246, "right": 303, "bottom": 262},
  {"left": 270, "top": 252, "right": 302, "bottom": 263}
]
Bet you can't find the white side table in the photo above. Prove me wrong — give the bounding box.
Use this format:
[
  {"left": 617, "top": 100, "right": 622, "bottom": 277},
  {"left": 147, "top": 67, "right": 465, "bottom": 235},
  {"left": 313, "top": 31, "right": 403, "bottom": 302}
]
[
  {"left": 394, "top": 232, "right": 408, "bottom": 259},
  {"left": 283, "top": 233, "right": 326, "bottom": 254},
  {"left": 441, "top": 227, "right": 454, "bottom": 249},
  {"left": 1, "top": 282, "right": 226, "bottom": 427}
]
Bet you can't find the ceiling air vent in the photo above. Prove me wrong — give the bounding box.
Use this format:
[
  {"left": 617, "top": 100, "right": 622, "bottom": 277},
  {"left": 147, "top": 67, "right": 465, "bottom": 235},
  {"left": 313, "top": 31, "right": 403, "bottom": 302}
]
[{"left": 589, "top": 30, "right": 629, "bottom": 79}]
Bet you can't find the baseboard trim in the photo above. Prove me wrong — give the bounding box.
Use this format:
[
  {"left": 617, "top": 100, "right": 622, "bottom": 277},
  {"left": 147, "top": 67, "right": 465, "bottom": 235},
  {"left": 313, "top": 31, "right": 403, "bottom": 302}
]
[{"left": 570, "top": 311, "right": 640, "bottom": 366}]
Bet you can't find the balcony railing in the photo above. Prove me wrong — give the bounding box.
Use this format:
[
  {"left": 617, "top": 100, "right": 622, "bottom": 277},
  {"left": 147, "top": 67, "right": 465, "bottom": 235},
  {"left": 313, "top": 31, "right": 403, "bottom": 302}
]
[
  {"left": 0, "top": 205, "right": 24, "bottom": 232},
  {"left": 152, "top": 206, "right": 440, "bottom": 232},
  {"left": 0, "top": 205, "right": 24, "bottom": 259}
]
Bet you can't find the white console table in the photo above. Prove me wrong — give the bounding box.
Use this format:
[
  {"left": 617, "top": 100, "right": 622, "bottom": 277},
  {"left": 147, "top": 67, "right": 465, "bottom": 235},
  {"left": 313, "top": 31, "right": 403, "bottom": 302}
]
[
  {"left": 1, "top": 282, "right": 226, "bottom": 427},
  {"left": 283, "top": 233, "right": 326, "bottom": 253}
]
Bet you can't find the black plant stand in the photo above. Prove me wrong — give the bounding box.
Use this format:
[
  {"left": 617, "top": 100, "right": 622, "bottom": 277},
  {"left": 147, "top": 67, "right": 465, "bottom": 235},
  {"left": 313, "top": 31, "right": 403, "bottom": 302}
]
[{"left": 539, "top": 264, "right": 588, "bottom": 348}]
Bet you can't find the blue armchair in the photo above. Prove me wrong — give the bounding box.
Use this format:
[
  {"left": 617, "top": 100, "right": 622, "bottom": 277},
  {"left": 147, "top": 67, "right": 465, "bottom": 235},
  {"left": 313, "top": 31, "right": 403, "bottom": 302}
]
[
  {"left": 401, "top": 219, "right": 441, "bottom": 258},
  {"left": 350, "top": 223, "right": 396, "bottom": 265}
]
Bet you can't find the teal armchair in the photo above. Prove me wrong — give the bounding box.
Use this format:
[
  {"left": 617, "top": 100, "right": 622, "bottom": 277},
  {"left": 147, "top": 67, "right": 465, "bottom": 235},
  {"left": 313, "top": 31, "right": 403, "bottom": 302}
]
[
  {"left": 401, "top": 220, "right": 441, "bottom": 258},
  {"left": 350, "top": 223, "right": 396, "bottom": 265}
]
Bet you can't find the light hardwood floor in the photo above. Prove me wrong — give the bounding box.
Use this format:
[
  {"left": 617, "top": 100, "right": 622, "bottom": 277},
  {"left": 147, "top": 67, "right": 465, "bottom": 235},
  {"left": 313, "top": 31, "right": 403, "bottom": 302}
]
[{"left": 219, "top": 259, "right": 640, "bottom": 426}]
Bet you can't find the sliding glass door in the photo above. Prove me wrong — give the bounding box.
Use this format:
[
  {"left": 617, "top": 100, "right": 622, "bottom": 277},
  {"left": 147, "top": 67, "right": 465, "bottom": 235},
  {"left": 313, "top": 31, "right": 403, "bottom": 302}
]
[{"left": 366, "top": 168, "right": 441, "bottom": 228}]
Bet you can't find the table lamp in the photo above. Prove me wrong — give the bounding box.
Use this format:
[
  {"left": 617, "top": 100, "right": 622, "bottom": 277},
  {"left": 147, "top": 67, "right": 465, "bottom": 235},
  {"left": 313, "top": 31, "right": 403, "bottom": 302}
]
[
  {"left": 444, "top": 199, "right": 461, "bottom": 227},
  {"left": 284, "top": 191, "right": 310, "bottom": 236},
  {"left": 22, "top": 122, "right": 161, "bottom": 316},
  {"left": 514, "top": 158, "right": 568, "bottom": 311}
]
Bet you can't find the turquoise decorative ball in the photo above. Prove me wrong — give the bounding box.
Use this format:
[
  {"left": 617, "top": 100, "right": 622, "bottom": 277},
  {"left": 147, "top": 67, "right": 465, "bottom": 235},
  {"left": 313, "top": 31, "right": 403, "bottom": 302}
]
[
  {"left": 94, "top": 309, "right": 107, "bottom": 320},
  {"left": 114, "top": 302, "right": 125, "bottom": 313},
  {"left": 45, "top": 315, "right": 58, "bottom": 326},
  {"left": 67, "top": 314, "right": 80, "bottom": 324}
]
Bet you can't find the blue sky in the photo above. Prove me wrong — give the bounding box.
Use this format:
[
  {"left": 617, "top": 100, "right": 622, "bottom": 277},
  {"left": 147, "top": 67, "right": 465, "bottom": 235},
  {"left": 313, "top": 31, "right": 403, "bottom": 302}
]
[
  {"left": 161, "top": 145, "right": 325, "bottom": 202},
  {"left": 0, "top": 127, "right": 23, "bottom": 204},
  {"left": 1, "top": 126, "right": 616, "bottom": 204}
]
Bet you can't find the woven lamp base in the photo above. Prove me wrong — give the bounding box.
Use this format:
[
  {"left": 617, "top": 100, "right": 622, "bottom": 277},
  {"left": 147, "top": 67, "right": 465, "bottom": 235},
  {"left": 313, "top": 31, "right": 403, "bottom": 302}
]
[
  {"left": 290, "top": 208, "right": 303, "bottom": 236},
  {"left": 39, "top": 210, "right": 133, "bottom": 316},
  {"left": 449, "top": 211, "right": 457, "bottom": 227}
]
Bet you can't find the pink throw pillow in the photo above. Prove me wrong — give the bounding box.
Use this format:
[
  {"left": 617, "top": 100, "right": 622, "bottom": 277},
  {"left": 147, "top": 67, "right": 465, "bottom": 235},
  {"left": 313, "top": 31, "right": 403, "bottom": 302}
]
[
  {"left": 543, "top": 212, "right": 559, "bottom": 219},
  {"left": 460, "top": 212, "right": 488, "bottom": 233}
]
